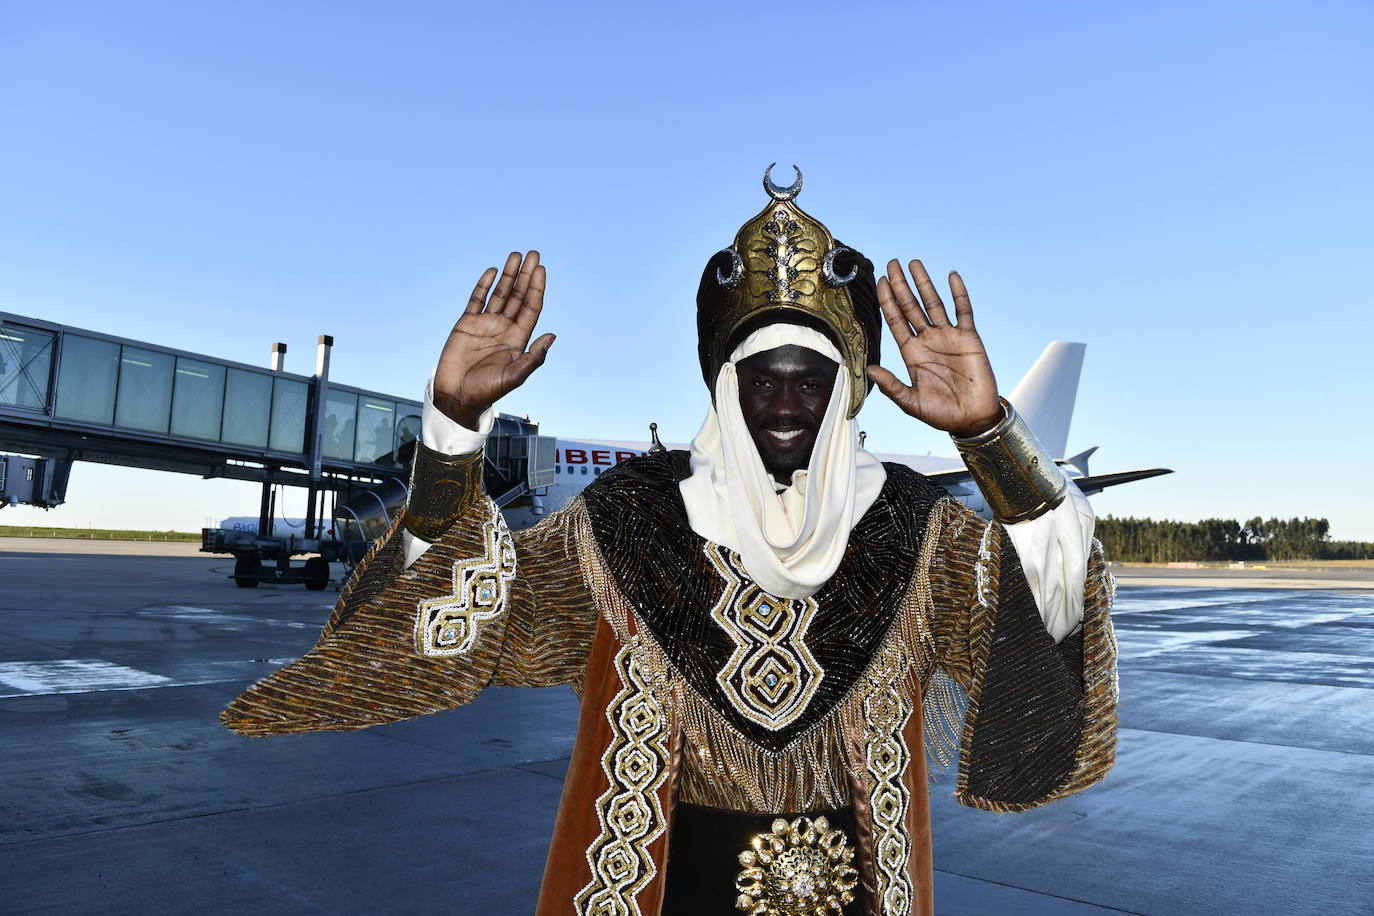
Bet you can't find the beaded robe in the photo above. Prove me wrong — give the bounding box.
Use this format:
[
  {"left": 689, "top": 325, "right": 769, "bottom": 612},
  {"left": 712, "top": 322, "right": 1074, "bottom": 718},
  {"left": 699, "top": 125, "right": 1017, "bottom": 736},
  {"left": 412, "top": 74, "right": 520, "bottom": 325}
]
[{"left": 223, "top": 451, "right": 1118, "bottom": 916}]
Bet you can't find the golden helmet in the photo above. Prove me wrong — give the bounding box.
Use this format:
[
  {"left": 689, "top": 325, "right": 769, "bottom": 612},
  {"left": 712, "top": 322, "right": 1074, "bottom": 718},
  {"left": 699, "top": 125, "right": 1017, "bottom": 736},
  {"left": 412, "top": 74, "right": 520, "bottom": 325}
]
[{"left": 695, "top": 165, "right": 880, "bottom": 418}]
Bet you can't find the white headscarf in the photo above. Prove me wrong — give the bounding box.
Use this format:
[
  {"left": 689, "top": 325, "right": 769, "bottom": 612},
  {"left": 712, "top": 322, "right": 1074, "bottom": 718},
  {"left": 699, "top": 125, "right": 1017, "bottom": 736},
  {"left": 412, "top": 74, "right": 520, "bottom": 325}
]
[{"left": 678, "top": 324, "right": 887, "bottom": 598}]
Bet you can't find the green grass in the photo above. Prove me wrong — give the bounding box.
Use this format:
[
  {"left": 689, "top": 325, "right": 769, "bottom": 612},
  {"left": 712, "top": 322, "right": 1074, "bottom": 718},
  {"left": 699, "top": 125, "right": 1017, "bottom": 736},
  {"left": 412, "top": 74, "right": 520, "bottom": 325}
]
[{"left": 0, "top": 525, "right": 200, "bottom": 542}]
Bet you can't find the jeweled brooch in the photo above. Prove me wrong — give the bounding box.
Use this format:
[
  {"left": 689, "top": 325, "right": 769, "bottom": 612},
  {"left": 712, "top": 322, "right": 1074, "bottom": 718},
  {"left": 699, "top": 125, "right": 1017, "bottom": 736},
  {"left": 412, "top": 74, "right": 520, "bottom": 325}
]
[{"left": 734, "top": 815, "right": 859, "bottom": 915}]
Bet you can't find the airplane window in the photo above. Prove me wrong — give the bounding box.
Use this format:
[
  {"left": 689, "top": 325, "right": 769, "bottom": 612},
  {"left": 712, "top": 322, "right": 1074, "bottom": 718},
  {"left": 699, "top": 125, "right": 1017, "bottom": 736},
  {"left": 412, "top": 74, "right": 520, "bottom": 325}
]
[
  {"left": 594, "top": 467, "right": 601, "bottom": 475},
  {"left": 555, "top": 465, "right": 561, "bottom": 474},
  {"left": 581, "top": 466, "right": 588, "bottom": 475}
]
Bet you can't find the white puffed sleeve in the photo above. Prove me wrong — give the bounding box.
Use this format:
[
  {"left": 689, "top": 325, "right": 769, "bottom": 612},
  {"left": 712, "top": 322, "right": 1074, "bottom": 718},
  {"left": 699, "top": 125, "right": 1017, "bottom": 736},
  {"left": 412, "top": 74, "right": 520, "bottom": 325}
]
[{"left": 1001, "top": 483, "right": 1095, "bottom": 643}]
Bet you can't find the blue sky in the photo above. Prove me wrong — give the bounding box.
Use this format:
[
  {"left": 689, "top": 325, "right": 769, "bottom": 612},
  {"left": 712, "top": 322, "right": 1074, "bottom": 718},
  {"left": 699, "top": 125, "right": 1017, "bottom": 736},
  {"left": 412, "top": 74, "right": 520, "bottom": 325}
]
[{"left": 2, "top": 0, "right": 1371, "bottom": 538}]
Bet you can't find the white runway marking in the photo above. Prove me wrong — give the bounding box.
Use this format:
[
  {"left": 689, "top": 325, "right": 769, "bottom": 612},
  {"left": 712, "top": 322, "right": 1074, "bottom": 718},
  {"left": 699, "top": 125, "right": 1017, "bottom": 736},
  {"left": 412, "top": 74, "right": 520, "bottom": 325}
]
[
  {"left": 1113, "top": 591, "right": 1285, "bottom": 613},
  {"left": 0, "top": 658, "right": 305, "bottom": 697},
  {"left": 0, "top": 660, "right": 172, "bottom": 697},
  {"left": 1115, "top": 629, "right": 1261, "bottom": 659},
  {"left": 139, "top": 605, "right": 315, "bottom": 629}
]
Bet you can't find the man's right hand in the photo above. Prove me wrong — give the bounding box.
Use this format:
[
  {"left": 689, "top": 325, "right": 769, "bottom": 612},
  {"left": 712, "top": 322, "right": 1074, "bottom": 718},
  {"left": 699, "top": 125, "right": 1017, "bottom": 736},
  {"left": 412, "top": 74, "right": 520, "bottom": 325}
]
[{"left": 433, "top": 250, "right": 554, "bottom": 429}]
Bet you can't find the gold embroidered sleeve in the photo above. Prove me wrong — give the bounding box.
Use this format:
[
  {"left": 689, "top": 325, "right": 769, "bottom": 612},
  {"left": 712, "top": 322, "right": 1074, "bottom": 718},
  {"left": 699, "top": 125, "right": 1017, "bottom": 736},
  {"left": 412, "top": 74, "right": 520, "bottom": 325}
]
[
  {"left": 927, "top": 498, "right": 1118, "bottom": 812},
  {"left": 490, "top": 499, "right": 601, "bottom": 693},
  {"left": 220, "top": 493, "right": 599, "bottom": 737}
]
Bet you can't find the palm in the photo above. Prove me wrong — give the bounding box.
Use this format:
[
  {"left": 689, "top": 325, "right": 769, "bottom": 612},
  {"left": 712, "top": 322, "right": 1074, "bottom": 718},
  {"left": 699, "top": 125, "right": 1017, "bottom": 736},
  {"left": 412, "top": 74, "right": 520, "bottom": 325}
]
[
  {"left": 866, "top": 260, "right": 1002, "bottom": 438},
  {"left": 433, "top": 251, "right": 554, "bottom": 428}
]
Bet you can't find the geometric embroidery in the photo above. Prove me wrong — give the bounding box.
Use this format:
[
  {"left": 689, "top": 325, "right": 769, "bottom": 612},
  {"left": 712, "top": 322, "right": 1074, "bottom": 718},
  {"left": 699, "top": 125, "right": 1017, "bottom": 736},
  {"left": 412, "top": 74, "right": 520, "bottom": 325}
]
[
  {"left": 414, "top": 503, "right": 516, "bottom": 657},
  {"left": 973, "top": 520, "right": 997, "bottom": 619},
  {"left": 704, "top": 544, "right": 824, "bottom": 732},
  {"left": 574, "top": 641, "right": 670, "bottom": 916},
  {"left": 864, "top": 645, "right": 915, "bottom": 916}
]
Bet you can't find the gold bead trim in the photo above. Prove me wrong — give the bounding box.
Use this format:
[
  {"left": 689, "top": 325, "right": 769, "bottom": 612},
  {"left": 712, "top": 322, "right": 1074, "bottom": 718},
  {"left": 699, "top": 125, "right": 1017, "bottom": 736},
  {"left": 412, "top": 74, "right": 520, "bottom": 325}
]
[
  {"left": 863, "top": 644, "right": 915, "bottom": 915},
  {"left": 706, "top": 545, "right": 825, "bottom": 732},
  {"left": 413, "top": 501, "right": 515, "bottom": 657},
  {"left": 573, "top": 639, "right": 671, "bottom": 916}
]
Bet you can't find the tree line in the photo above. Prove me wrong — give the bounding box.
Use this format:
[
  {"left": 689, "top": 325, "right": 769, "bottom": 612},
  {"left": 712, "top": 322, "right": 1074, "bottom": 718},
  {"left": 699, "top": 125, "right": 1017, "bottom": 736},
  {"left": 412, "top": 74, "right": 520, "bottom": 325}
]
[{"left": 1094, "top": 516, "right": 1374, "bottom": 563}]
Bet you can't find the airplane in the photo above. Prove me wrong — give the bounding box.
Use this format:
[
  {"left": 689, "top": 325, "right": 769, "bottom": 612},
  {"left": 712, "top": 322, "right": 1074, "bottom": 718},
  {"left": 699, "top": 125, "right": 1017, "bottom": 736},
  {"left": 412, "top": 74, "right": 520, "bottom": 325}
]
[{"left": 501, "top": 341, "right": 1171, "bottom": 529}]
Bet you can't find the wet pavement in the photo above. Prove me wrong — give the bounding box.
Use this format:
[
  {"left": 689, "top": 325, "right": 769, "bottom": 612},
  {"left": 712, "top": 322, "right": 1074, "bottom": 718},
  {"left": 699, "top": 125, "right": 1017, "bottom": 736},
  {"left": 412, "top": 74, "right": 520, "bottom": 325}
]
[{"left": 1, "top": 547, "right": 1371, "bottom": 915}]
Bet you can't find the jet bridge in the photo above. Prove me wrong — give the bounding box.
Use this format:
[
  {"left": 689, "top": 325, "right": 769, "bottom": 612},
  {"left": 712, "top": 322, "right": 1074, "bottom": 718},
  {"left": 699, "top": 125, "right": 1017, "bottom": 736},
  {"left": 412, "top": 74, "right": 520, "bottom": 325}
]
[
  {"left": 0, "top": 311, "right": 555, "bottom": 586},
  {"left": 330, "top": 414, "right": 557, "bottom": 568}
]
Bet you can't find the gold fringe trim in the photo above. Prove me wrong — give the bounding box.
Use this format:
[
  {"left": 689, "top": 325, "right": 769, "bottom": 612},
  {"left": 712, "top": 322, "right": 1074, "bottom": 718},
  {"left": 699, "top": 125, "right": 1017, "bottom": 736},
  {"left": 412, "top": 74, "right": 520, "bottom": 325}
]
[
  {"left": 920, "top": 670, "right": 967, "bottom": 781},
  {"left": 1059, "top": 539, "right": 1119, "bottom": 795},
  {"left": 915, "top": 499, "right": 968, "bottom": 783},
  {"left": 674, "top": 668, "right": 859, "bottom": 812}
]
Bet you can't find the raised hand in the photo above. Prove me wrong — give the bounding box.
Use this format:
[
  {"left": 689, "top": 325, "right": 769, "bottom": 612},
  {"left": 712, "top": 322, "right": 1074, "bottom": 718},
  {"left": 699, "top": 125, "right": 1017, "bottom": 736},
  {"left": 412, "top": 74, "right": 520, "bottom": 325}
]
[
  {"left": 865, "top": 259, "right": 1003, "bottom": 438},
  {"left": 433, "top": 251, "right": 554, "bottom": 429}
]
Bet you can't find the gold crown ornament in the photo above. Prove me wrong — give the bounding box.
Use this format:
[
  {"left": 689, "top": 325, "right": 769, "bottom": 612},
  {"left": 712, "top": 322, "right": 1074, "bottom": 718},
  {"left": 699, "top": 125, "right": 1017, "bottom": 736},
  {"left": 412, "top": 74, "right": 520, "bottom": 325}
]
[{"left": 700, "top": 164, "right": 876, "bottom": 419}]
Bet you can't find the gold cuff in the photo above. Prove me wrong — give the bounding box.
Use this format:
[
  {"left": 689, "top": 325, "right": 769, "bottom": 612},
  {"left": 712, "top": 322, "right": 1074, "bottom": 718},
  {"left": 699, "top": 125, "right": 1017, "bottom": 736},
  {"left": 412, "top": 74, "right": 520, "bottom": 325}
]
[
  {"left": 952, "top": 397, "right": 1068, "bottom": 524},
  {"left": 401, "top": 442, "right": 484, "bottom": 542}
]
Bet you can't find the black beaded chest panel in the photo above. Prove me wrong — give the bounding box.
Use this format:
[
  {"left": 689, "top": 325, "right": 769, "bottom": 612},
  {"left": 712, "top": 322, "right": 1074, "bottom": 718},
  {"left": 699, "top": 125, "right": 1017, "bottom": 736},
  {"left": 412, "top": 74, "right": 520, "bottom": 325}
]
[{"left": 581, "top": 451, "right": 943, "bottom": 753}]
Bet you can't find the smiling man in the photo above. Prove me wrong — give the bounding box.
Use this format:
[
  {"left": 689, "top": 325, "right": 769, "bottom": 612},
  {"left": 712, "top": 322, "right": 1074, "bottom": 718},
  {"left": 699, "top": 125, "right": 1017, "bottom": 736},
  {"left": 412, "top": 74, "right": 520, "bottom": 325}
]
[
  {"left": 736, "top": 344, "right": 836, "bottom": 482},
  {"left": 224, "top": 168, "right": 1119, "bottom": 916}
]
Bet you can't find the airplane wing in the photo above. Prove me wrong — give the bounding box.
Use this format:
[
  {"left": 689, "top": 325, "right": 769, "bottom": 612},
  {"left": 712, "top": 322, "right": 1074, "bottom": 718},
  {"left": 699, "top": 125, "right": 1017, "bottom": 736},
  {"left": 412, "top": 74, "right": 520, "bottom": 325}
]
[
  {"left": 909, "top": 465, "right": 1174, "bottom": 499},
  {"left": 1067, "top": 467, "right": 1173, "bottom": 496},
  {"left": 918, "top": 467, "right": 975, "bottom": 487}
]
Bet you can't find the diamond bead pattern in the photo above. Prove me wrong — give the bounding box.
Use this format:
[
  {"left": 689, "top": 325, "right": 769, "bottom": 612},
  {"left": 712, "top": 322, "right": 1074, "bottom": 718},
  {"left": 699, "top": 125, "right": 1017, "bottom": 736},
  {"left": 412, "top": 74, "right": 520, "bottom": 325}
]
[
  {"left": 706, "top": 545, "right": 824, "bottom": 732},
  {"left": 415, "top": 504, "right": 516, "bottom": 657}
]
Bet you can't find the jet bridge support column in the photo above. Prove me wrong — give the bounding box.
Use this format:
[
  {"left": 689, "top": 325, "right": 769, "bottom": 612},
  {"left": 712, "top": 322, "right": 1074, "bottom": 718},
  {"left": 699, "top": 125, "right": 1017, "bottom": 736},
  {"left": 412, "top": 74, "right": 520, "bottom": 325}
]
[
  {"left": 303, "top": 335, "right": 332, "bottom": 541},
  {"left": 257, "top": 477, "right": 272, "bottom": 536}
]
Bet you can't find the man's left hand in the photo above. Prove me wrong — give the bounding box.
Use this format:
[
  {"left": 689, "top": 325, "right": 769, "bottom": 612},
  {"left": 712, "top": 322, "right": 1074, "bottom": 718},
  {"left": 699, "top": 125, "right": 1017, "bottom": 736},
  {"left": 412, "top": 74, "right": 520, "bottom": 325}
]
[{"left": 866, "top": 259, "right": 1004, "bottom": 438}]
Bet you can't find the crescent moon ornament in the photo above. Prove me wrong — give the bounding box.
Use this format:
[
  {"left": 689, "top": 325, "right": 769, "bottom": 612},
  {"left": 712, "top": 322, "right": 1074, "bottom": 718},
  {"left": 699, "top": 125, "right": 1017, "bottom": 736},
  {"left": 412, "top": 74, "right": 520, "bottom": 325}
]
[
  {"left": 716, "top": 248, "right": 746, "bottom": 287},
  {"left": 822, "top": 246, "right": 858, "bottom": 287},
  {"left": 762, "top": 163, "right": 803, "bottom": 201}
]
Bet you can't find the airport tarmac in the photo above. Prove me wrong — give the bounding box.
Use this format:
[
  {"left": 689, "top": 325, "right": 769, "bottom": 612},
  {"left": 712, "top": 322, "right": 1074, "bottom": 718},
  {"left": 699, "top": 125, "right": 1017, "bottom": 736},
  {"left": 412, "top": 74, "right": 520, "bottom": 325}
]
[
  {"left": 1111, "top": 563, "right": 1374, "bottom": 591},
  {"left": 1, "top": 542, "right": 1371, "bottom": 915},
  {"left": 0, "top": 536, "right": 206, "bottom": 556}
]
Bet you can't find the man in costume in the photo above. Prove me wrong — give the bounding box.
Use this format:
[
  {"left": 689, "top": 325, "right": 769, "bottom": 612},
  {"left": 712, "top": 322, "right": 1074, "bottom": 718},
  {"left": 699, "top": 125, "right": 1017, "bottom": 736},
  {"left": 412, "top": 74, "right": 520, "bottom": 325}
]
[{"left": 224, "top": 167, "right": 1117, "bottom": 916}]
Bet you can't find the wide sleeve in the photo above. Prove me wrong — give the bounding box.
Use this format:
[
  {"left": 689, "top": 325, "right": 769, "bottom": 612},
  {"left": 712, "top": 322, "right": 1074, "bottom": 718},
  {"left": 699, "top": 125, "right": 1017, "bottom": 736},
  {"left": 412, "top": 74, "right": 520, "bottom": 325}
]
[
  {"left": 927, "top": 498, "right": 1118, "bottom": 812},
  {"left": 220, "top": 481, "right": 600, "bottom": 737}
]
